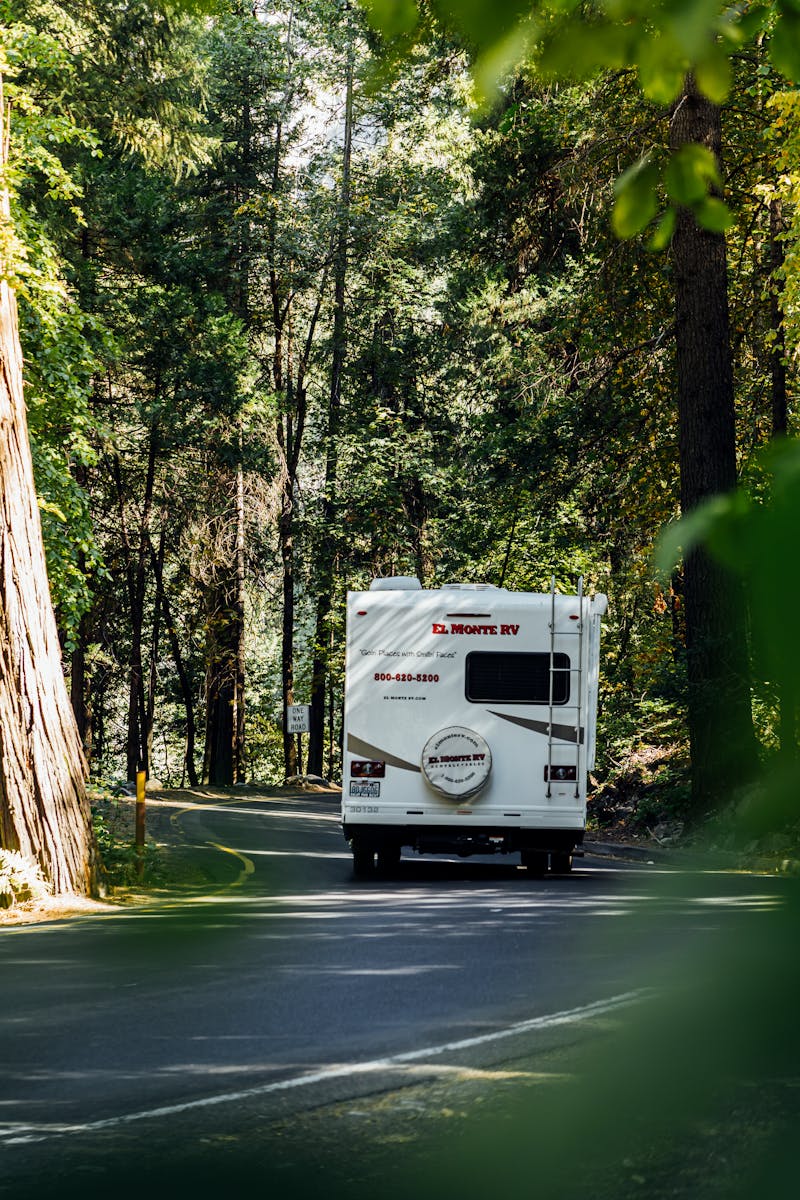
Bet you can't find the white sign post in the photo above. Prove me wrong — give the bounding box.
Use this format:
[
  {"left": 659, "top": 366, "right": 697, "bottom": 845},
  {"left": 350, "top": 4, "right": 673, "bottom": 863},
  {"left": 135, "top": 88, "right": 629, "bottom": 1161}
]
[
  {"left": 286, "top": 704, "right": 311, "bottom": 779},
  {"left": 286, "top": 704, "right": 311, "bottom": 734}
]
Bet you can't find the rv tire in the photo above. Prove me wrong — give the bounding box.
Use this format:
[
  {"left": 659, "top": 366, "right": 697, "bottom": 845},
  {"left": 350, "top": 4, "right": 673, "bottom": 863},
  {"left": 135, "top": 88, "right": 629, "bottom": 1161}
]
[
  {"left": 521, "top": 850, "right": 547, "bottom": 878},
  {"left": 376, "top": 844, "right": 401, "bottom": 876},
  {"left": 550, "top": 852, "right": 574, "bottom": 875},
  {"left": 352, "top": 841, "right": 375, "bottom": 878}
]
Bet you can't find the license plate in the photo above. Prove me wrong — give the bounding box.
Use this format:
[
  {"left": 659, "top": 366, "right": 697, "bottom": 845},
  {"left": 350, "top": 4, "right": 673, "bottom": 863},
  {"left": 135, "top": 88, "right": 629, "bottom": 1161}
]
[{"left": 349, "top": 781, "right": 381, "bottom": 799}]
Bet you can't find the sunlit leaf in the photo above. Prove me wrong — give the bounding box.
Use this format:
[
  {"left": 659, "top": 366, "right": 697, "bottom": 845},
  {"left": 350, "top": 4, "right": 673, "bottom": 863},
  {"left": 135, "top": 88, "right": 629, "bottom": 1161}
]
[
  {"left": 770, "top": 9, "right": 800, "bottom": 82},
  {"left": 664, "top": 143, "right": 721, "bottom": 205},
  {"left": 647, "top": 205, "right": 677, "bottom": 252},
  {"left": 362, "top": 0, "right": 420, "bottom": 39},
  {"left": 473, "top": 22, "right": 538, "bottom": 106},
  {"left": 430, "top": 0, "right": 532, "bottom": 47},
  {"left": 612, "top": 157, "right": 660, "bottom": 238},
  {"left": 724, "top": 2, "right": 774, "bottom": 44},
  {"left": 170, "top": 0, "right": 225, "bottom": 12},
  {"left": 666, "top": 0, "right": 726, "bottom": 57},
  {"left": 693, "top": 195, "right": 734, "bottom": 233},
  {"left": 694, "top": 44, "right": 732, "bottom": 103},
  {"left": 540, "top": 20, "right": 631, "bottom": 80},
  {"left": 636, "top": 33, "right": 686, "bottom": 104},
  {"left": 655, "top": 492, "right": 747, "bottom": 575}
]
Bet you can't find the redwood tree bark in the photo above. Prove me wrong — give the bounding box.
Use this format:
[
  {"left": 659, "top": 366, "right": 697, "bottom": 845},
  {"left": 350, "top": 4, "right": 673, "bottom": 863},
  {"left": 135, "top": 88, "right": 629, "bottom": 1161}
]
[
  {"left": 0, "top": 82, "right": 96, "bottom": 894},
  {"left": 670, "top": 76, "right": 759, "bottom": 812}
]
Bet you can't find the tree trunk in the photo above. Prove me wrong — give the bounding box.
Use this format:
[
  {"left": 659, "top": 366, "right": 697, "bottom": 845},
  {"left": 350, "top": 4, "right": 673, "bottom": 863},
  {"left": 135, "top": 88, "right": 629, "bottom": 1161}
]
[
  {"left": 308, "top": 36, "right": 354, "bottom": 776},
  {"left": 770, "top": 198, "right": 788, "bottom": 438},
  {"left": 70, "top": 605, "right": 93, "bottom": 764},
  {"left": 279, "top": 470, "right": 298, "bottom": 780},
  {"left": 234, "top": 454, "right": 246, "bottom": 784},
  {"left": 0, "top": 82, "right": 95, "bottom": 893},
  {"left": 767, "top": 197, "right": 795, "bottom": 757},
  {"left": 113, "top": 419, "right": 158, "bottom": 781},
  {"left": 147, "top": 533, "right": 199, "bottom": 787},
  {"left": 203, "top": 456, "right": 246, "bottom": 787},
  {"left": 670, "top": 75, "right": 758, "bottom": 813},
  {"left": 204, "top": 574, "right": 237, "bottom": 786},
  {"left": 145, "top": 530, "right": 165, "bottom": 778}
]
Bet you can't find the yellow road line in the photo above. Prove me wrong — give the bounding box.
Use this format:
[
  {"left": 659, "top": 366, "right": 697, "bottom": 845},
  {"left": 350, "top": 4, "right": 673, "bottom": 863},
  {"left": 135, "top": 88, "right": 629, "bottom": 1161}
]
[
  {"left": 169, "top": 794, "right": 263, "bottom": 827},
  {"left": 168, "top": 797, "right": 257, "bottom": 890},
  {"left": 207, "top": 842, "right": 256, "bottom": 889}
]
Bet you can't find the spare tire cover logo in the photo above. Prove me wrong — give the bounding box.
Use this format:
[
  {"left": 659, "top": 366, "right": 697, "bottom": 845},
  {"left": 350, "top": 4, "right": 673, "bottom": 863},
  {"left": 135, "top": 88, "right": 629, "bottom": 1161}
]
[{"left": 420, "top": 726, "right": 492, "bottom": 799}]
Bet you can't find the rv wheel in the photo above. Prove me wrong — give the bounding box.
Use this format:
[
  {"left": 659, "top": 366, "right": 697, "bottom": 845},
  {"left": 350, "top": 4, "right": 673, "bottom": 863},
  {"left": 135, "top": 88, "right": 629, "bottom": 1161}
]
[
  {"left": 376, "top": 844, "right": 401, "bottom": 876},
  {"left": 550, "top": 852, "right": 574, "bottom": 875},
  {"left": 521, "top": 850, "right": 547, "bottom": 878},
  {"left": 352, "top": 841, "right": 375, "bottom": 878}
]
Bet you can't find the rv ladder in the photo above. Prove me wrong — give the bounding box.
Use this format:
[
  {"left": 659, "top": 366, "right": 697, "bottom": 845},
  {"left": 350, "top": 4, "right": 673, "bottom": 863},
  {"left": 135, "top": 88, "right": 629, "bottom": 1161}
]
[{"left": 546, "top": 575, "right": 584, "bottom": 800}]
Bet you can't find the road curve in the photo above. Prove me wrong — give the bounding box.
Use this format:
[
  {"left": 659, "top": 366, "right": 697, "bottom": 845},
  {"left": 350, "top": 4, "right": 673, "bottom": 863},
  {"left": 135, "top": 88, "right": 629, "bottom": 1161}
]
[{"left": 0, "top": 789, "right": 780, "bottom": 1196}]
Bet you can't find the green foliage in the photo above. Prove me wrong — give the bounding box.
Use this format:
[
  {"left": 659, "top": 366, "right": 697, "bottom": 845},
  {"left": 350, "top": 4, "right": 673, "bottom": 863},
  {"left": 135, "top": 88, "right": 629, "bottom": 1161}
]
[
  {"left": 363, "top": 0, "right": 799, "bottom": 102},
  {"left": 20, "top": 291, "right": 109, "bottom": 644},
  {"left": 770, "top": 85, "right": 800, "bottom": 346},
  {"left": 658, "top": 439, "right": 800, "bottom": 707},
  {"left": 611, "top": 143, "right": 733, "bottom": 243},
  {"left": 612, "top": 156, "right": 660, "bottom": 238},
  {"left": 91, "top": 801, "right": 162, "bottom": 888},
  {"left": 362, "top": 0, "right": 793, "bottom": 244},
  {"left": 4, "top": 0, "right": 794, "bottom": 807},
  {"left": 771, "top": 1, "right": 800, "bottom": 80}
]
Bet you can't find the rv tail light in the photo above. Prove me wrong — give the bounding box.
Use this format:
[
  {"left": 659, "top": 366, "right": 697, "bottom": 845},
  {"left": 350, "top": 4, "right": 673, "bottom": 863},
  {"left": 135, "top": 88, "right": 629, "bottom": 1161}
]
[
  {"left": 545, "top": 765, "right": 577, "bottom": 782},
  {"left": 351, "top": 760, "right": 386, "bottom": 778},
  {"left": 357, "top": 610, "right": 368, "bottom": 616}
]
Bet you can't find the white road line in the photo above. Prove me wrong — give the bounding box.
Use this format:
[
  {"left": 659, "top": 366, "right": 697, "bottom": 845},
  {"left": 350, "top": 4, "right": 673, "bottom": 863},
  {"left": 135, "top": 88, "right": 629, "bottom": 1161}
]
[{"left": 1, "top": 990, "right": 644, "bottom": 1146}]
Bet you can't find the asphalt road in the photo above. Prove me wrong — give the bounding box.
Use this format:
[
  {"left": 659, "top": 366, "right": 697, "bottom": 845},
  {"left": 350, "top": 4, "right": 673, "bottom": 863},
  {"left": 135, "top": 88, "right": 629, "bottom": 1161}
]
[{"left": 0, "top": 790, "right": 787, "bottom": 1199}]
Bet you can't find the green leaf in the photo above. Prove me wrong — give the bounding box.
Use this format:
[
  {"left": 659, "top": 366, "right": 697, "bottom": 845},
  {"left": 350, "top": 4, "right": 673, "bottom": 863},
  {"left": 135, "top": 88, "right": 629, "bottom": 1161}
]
[
  {"left": 770, "top": 10, "right": 800, "bottom": 82},
  {"left": 647, "top": 206, "right": 677, "bottom": 253},
  {"left": 363, "top": 0, "right": 420, "bottom": 39},
  {"left": 694, "top": 46, "right": 732, "bottom": 103},
  {"left": 473, "top": 23, "right": 537, "bottom": 106},
  {"left": 720, "top": 2, "right": 772, "bottom": 45},
  {"left": 636, "top": 34, "right": 686, "bottom": 104},
  {"left": 612, "top": 157, "right": 660, "bottom": 239},
  {"left": 693, "top": 195, "right": 734, "bottom": 233},
  {"left": 665, "top": 0, "right": 726, "bottom": 57},
  {"left": 431, "top": 0, "right": 532, "bottom": 46},
  {"left": 540, "top": 20, "right": 630, "bottom": 80},
  {"left": 655, "top": 493, "right": 744, "bottom": 576},
  {"left": 664, "top": 143, "right": 721, "bottom": 206}
]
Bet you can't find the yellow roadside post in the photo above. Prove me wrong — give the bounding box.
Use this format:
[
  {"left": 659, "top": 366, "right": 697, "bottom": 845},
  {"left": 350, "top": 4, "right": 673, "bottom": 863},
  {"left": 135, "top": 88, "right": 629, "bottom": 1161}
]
[{"left": 135, "top": 765, "right": 146, "bottom": 876}]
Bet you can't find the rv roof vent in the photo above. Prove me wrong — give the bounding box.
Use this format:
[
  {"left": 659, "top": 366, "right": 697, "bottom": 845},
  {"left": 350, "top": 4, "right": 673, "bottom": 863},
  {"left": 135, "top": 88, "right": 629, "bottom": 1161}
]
[
  {"left": 441, "top": 583, "right": 500, "bottom": 591},
  {"left": 369, "top": 576, "right": 422, "bottom": 591}
]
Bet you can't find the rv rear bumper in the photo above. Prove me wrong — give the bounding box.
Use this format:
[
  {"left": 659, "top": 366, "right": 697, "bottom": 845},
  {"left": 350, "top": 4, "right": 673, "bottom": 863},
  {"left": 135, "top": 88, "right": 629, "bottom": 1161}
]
[{"left": 342, "top": 822, "right": 584, "bottom": 857}]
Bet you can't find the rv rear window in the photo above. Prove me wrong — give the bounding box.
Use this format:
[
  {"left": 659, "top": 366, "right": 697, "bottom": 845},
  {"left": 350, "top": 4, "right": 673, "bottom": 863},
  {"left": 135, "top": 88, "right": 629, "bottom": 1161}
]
[{"left": 465, "top": 652, "right": 570, "bottom": 705}]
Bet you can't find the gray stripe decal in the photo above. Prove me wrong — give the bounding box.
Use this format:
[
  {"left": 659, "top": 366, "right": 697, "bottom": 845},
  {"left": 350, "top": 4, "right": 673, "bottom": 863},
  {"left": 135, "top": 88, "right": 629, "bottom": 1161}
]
[
  {"left": 489, "top": 711, "right": 584, "bottom": 745},
  {"left": 346, "top": 734, "right": 422, "bottom": 773}
]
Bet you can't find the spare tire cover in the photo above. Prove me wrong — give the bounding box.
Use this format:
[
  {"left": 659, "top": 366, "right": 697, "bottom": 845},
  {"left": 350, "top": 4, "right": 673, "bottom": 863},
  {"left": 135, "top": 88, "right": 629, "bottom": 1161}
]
[{"left": 420, "top": 726, "right": 492, "bottom": 800}]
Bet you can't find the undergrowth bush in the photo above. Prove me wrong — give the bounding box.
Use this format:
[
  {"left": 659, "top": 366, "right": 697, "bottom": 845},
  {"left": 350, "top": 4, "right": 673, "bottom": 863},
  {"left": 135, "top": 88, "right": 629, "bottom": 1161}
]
[
  {"left": 92, "top": 802, "right": 162, "bottom": 888},
  {"left": 0, "top": 849, "right": 49, "bottom": 909}
]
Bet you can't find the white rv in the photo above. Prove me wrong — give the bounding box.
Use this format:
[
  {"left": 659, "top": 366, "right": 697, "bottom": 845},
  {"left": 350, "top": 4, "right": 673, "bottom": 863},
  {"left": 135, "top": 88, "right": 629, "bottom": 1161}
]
[{"left": 341, "top": 577, "right": 608, "bottom": 876}]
